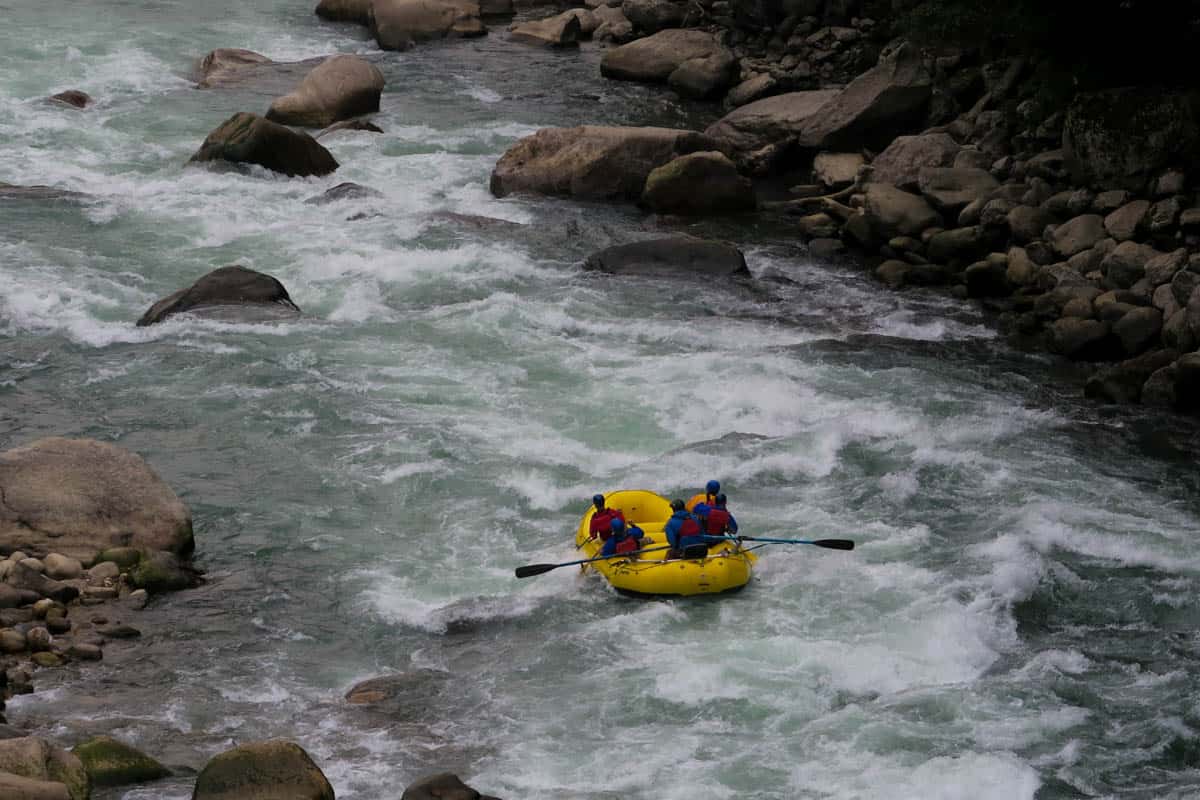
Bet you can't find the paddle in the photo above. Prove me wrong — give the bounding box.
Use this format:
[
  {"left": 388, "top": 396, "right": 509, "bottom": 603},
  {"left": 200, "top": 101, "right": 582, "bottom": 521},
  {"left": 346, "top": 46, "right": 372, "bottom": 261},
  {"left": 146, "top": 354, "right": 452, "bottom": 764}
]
[
  {"left": 731, "top": 536, "right": 854, "bottom": 550},
  {"left": 515, "top": 544, "right": 671, "bottom": 579}
]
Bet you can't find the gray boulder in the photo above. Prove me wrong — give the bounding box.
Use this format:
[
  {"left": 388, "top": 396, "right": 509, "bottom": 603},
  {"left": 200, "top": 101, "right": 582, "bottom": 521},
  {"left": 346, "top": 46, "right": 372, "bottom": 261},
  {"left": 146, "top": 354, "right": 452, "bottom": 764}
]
[
  {"left": 916, "top": 167, "right": 999, "bottom": 216},
  {"left": 725, "top": 74, "right": 778, "bottom": 109},
  {"left": 369, "top": 0, "right": 486, "bottom": 51},
  {"left": 926, "top": 226, "right": 988, "bottom": 264},
  {"left": 489, "top": 125, "right": 709, "bottom": 201},
  {"left": 193, "top": 740, "right": 333, "bottom": 800},
  {"left": 862, "top": 184, "right": 939, "bottom": 238},
  {"left": 1048, "top": 318, "right": 1113, "bottom": 360},
  {"left": 601, "top": 30, "right": 729, "bottom": 84},
  {"left": 1103, "top": 200, "right": 1150, "bottom": 241},
  {"left": 796, "top": 42, "right": 932, "bottom": 151},
  {"left": 1113, "top": 307, "right": 1163, "bottom": 355},
  {"left": 193, "top": 48, "right": 273, "bottom": 88},
  {"left": 703, "top": 89, "right": 840, "bottom": 171},
  {"left": 812, "top": 152, "right": 864, "bottom": 189},
  {"left": 1100, "top": 241, "right": 1154, "bottom": 290},
  {"left": 265, "top": 55, "right": 384, "bottom": 128},
  {"left": 0, "top": 438, "right": 192, "bottom": 565},
  {"left": 0, "top": 771, "right": 71, "bottom": 800},
  {"left": 1145, "top": 248, "right": 1187, "bottom": 286},
  {"left": 188, "top": 112, "right": 338, "bottom": 177},
  {"left": 0, "top": 738, "right": 89, "bottom": 800},
  {"left": 137, "top": 265, "right": 299, "bottom": 326},
  {"left": 1007, "top": 205, "right": 1050, "bottom": 245},
  {"left": 621, "top": 0, "right": 683, "bottom": 32},
  {"left": 583, "top": 237, "right": 748, "bottom": 277},
  {"left": 641, "top": 151, "right": 755, "bottom": 215},
  {"left": 71, "top": 735, "right": 170, "bottom": 788},
  {"left": 667, "top": 50, "right": 738, "bottom": 100},
  {"left": 403, "top": 773, "right": 499, "bottom": 800},
  {"left": 869, "top": 132, "right": 959, "bottom": 190},
  {"left": 1050, "top": 214, "right": 1106, "bottom": 259},
  {"left": 1063, "top": 88, "right": 1200, "bottom": 192}
]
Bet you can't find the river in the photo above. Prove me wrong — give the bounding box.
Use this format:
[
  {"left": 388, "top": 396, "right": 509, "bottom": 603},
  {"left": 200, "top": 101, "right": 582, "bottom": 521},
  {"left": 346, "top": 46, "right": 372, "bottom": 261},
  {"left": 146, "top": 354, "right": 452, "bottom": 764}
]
[{"left": 2, "top": 1, "right": 1200, "bottom": 798}]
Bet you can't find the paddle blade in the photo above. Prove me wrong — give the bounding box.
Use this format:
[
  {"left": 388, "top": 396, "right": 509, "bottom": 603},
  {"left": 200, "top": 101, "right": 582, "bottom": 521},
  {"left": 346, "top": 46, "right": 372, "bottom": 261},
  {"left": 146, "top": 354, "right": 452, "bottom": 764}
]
[
  {"left": 813, "top": 539, "right": 854, "bottom": 550},
  {"left": 515, "top": 564, "right": 557, "bottom": 579}
]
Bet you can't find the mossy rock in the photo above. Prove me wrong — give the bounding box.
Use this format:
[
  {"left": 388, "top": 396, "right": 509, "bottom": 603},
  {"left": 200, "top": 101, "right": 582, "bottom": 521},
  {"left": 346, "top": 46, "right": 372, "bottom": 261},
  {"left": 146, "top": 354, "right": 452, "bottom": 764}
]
[
  {"left": 128, "top": 551, "right": 193, "bottom": 593},
  {"left": 193, "top": 740, "right": 334, "bottom": 800},
  {"left": 93, "top": 547, "right": 141, "bottom": 569},
  {"left": 73, "top": 736, "right": 170, "bottom": 788}
]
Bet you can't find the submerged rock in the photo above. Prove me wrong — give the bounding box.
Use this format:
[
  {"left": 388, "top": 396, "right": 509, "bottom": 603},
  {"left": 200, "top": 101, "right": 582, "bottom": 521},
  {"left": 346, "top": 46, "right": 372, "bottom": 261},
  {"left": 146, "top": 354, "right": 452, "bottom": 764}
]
[
  {"left": 188, "top": 112, "right": 339, "bottom": 178},
  {"left": 266, "top": 55, "right": 385, "bottom": 128},
  {"left": 0, "top": 182, "right": 88, "bottom": 202},
  {"left": 402, "top": 772, "right": 502, "bottom": 800},
  {"left": 0, "top": 437, "right": 193, "bottom": 565},
  {"left": 192, "top": 740, "right": 333, "bottom": 800},
  {"left": 72, "top": 736, "right": 169, "bottom": 788},
  {"left": 583, "top": 237, "right": 748, "bottom": 277},
  {"left": 137, "top": 265, "right": 300, "bottom": 326},
  {"left": 193, "top": 48, "right": 274, "bottom": 88},
  {"left": 47, "top": 90, "right": 91, "bottom": 109},
  {"left": 304, "top": 182, "right": 384, "bottom": 204}
]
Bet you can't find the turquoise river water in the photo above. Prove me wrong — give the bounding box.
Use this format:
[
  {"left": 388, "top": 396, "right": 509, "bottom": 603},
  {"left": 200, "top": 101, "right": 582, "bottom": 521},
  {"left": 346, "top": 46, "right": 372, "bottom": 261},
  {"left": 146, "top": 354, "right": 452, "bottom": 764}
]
[{"left": 2, "top": 1, "right": 1200, "bottom": 798}]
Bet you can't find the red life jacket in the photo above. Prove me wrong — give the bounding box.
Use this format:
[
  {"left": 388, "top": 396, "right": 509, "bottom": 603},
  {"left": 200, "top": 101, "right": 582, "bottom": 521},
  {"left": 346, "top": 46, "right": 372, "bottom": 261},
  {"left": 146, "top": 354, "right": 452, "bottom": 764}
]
[
  {"left": 614, "top": 536, "right": 639, "bottom": 554},
  {"left": 679, "top": 516, "right": 702, "bottom": 538},
  {"left": 589, "top": 509, "right": 625, "bottom": 540},
  {"left": 706, "top": 508, "right": 731, "bottom": 535}
]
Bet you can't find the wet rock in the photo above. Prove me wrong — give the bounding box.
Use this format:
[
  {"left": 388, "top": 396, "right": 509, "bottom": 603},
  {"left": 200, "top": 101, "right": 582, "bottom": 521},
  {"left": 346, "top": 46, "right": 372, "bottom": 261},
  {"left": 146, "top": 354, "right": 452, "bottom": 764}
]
[
  {"left": 509, "top": 12, "right": 581, "bottom": 47},
  {"left": 1145, "top": 248, "right": 1187, "bottom": 286},
  {"left": 305, "top": 182, "right": 384, "bottom": 205},
  {"left": 45, "top": 617, "right": 70, "bottom": 635},
  {"left": 1102, "top": 200, "right": 1150, "bottom": 242},
  {"left": 601, "top": 29, "right": 729, "bottom": 85},
  {"left": 703, "top": 89, "right": 839, "bottom": 171},
  {"left": 1114, "top": 307, "right": 1163, "bottom": 355},
  {"left": 48, "top": 90, "right": 91, "bottom": 109},
  {"left": 5, "top": 563, "right": 78, "bottom": 605},
  {"left": 315, "top": 0, "right": 372, "bottom": 24},
  {"left": 964, "top": 257, "right": 1009, "bottom": 298},
  {"left": 862, "top": 184, "right": 939, "bottom": 239},
  {"left": 194, "top": 49, "right": 274, "bottom": 88},
  {"left": 1100, "top": 241, "right": 1154, "bottom": 290},
  {"left": 1142, "top": 364, "right": 1179, "bottom": 407},
  {"left": 1175, "top": 352, "right": 1200, "bottom": 411},
  {"left": 490, "top": 125, "right": 711, "bottom": 201},
  {"left": 30, "top": 652, "right": 61, "bottom": 668},
  {"left": 641, "top": 151, "right": 755, "bottom": 215},
  {"left": 369, "top": 0, "right": 486, "bottom": 51},
  {"left": 97, "top": 624, "right": 140, "bottom": 640},
  {"left": 189, "top": 112, "right": 338, "bottom": 177},
  {"left": 1085, "top": 349, "right": 1178, "bottom": 404},
  {"left": 869, "top": 132, "right": 959, "bottom": 190},
  {"left": 1050, "top": 214, "right": 1106, "bottom": 259},
  {"left": 592, "top": 5, "right": 633, "bottom": 42},
  {"left": 0, "top": 738, "right": 89, "bottom": 800},
  {"left": 193, "top": 740, "right": 334, "bottom": 800},
  {"left": 68, "top": 643, "right": 102, "bottom": 661},
  {"left": 94, "top": 547, "right": 141, "bottom": 569},
  {"left": 402, "top": 772, "right": 500, "bottom": 800},
  {"left": 927, "top": 226, "right": 988, "bottom": 265},
  {"left": 266, "top": 55, "right": 384, "bottom": 128},
  {"left": 724, "top": 74, "right": 777, "bottom": 109},
  {"left": 0, "top": 438, "right": 192, "bottom": 565},
  {"left": 620, "top": 0, "right": 682, "bottom": 32},
  {"left": 1048, "top": 318, "right": 1113, "bottom": 360},
  {"left": 797, "top": 212, "right": 838, "bottom": 239},
  {"left": 315, "top": 118, "right": 384, "bottom": 138},
  {"left": 583, "top": 237, "right": 747, "bottom": 277},
  {"left": 667, "top": 50, "right": 738, "bottom": 100},
  {"left": 0, "top": 183, "right": 88, "bottom": 203},
  {"left": 128, "top": 551, "right": 196, "bottom": 594},
  {"left": 1006, "top": 205, "right": 1049, "bottom": 245},
  {"left": 808, "top": 237, "right": 846, "bottom": 259},
  {"left": 1172, "top": 270, "right": 1200, "bottom": 308},
  {"left": 72, "top": 736, "right": 169, "bottom": 788},
  {"left": 796, "top": 42, "right": 932, "bottom": 151},
  {"left": 138, "top": 265, "right": 299, "bottom": 327},
  {"left": 0, "top": 585, "right": 39, "bottom": 610}
]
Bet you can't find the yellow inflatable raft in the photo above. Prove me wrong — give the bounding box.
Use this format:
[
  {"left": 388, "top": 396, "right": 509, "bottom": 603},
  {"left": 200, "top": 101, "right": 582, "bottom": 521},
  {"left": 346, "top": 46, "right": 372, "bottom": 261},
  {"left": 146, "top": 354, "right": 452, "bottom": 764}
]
[{"left": 575, "top": 489, "right": 755, "bottom": 596}]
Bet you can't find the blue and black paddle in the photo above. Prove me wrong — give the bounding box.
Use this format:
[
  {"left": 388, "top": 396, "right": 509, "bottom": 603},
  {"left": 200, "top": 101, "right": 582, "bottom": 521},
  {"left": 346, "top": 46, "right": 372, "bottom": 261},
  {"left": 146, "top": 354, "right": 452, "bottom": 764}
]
[{"left": 515, "top": 544, "right": 671, "bottom": 579}]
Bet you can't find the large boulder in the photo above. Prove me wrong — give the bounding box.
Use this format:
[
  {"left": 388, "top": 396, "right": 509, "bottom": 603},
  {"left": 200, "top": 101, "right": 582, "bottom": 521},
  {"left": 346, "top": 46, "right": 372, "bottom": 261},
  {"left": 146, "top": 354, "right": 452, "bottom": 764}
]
[
  {"left": 796, "top": 42, "right": 932, "bottom": 151},
  {"left": 600, "top": 29, "right": 729, "bottom": 84},
  {"left": 265, "top": 55, "right": 384, "bottom": 128},
  {"left": 188, "top": 112, "right": 338, "bottom": 177},
  {"left": 315, "top": 0, "right": 372, "bottom": 23},
  {"left": 916, "top": 167, "right": 999, "bottom": 216},
  {"left": 703, "top": 89, "right": 840, "bottom": 170},
  {"left": 0, "top": 771, "right": 71, "bottom": 800},
  {"left": 0, "top": 438, "right": 192, "bottom": 565},
  {"left": 640, "top": 151, "right": 755, "bottom": 215},
  {"left": 137, "top": 266, "right": 299, "bottom": 327},
  {"left": 869, "top": 132, "right": 960, "bottom": 190},
  {"left": 583, "top": 237, "right": 748, "bottom": 277},
  {"left": 369, "top": 0, "right": 486, "bottom": 50},
  {"left": 192, "top": 741, "right": 333, "bottom": 800},
  {"left": 508, "top": 12, "right": 581, "bottom": 47},
  {"left": 862, "top": 183, "right": 940, "bottom": 239},
  {"left": 193, "top": 49, "right": 273, "bottom": 88},
  {"left": 489, "top": 125, "right": 709, "bottom": 201},
  {"left": 72, "top": 736, "right": 169, "bottom": 789},
  {"left": 0, "top": 738, "right": 89, "bottom": 800},
  {"left": 1063, "top": 88, "right": 1200, "bottom": 192},
  {"left": 1050, "top": 214, "right": 1106, "bottom": 259},
  {"left": 667, "top": 50, "right": 738, "bottom": 100}
]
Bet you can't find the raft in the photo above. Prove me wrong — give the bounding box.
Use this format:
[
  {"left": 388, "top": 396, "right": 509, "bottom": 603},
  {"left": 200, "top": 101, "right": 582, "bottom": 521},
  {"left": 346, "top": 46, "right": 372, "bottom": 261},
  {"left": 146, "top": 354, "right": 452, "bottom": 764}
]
[{"left": 575, "top": 489, "right": 755, "bottom": 597}]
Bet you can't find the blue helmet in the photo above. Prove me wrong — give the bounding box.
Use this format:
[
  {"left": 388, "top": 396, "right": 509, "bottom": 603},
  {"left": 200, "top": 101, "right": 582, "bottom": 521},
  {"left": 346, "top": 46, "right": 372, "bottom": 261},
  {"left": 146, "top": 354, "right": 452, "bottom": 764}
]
[
  {"left": 592, "top": 494, "right": 605, "bottom": 508},
  {"left": 706, "top": 480, "right": 720, "bottom": 494},
  {"left": 715, "top": 493, "right": 727, "bottom": 507}
]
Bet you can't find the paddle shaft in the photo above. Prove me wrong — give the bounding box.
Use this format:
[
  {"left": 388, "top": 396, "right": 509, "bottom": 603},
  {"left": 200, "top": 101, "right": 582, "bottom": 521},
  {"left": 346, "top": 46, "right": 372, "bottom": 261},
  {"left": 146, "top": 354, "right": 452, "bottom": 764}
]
[
  {"left": 731, "top": 535, "right": 854, "bottom": 550},
  {"left": 515, "top": 543, "right": 671, "bottom": 579}
]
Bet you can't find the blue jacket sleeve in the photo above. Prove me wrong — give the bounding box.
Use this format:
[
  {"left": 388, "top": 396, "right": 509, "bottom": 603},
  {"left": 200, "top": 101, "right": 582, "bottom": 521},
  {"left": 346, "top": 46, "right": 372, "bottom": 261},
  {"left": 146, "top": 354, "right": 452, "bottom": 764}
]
[
  {"left": 601, "top": 537, "right": 617, "bottom": 557},
  {"left": 664, "top": 517, "right": 681, "bottom": 548}
]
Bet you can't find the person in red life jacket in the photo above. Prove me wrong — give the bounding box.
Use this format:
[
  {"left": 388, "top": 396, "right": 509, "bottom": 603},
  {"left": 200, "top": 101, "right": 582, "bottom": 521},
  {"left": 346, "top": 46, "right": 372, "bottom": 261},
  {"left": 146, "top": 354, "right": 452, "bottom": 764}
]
[
  {"left": 685, "top": 480, "right": 721, "bottom": 513},
  {"left": 600, "top": 517, "right": 646, "bottom": 557},
  {"left": 704, "top": 493, "right": 738, "bottom": 537},
  {"left": 665, "top": 498, "right": 705, "bottom": 557},
  {"left": 587, "top": 494, "right": 626, "bottom": 541}
]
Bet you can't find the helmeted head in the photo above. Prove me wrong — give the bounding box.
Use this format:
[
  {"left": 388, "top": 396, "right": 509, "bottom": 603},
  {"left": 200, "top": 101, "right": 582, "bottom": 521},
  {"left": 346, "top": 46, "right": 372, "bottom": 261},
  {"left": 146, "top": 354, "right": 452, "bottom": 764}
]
[
  {"left": 670, "top": 498, "right": 685, "bottom": 512},
  {"left": 714, "top": 493, "right": 727, "bottom": 507},
  {"left": 610, "top": 517, "right": 626, "bottom": 537},
  {"left": 593, "top": 494, "right": 605, "bottom": 510},
  {"left": 706, "top": 480, "right": 720, "bottom": 495}
]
